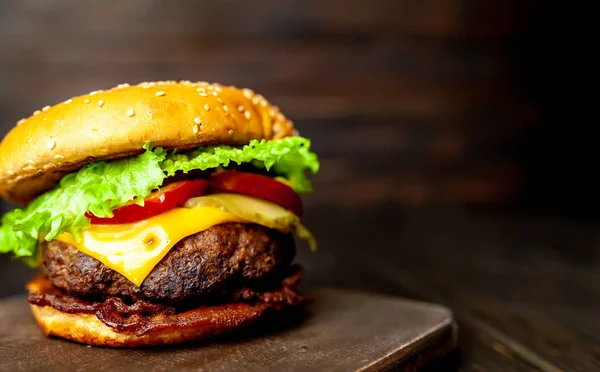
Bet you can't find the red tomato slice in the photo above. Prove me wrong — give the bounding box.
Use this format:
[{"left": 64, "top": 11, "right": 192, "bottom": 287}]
[
  {"left": 87, "top": 179, "right": 209, "bottom": 224},
  {"left": 208, "top": 171, "right": 303, "bottom": 217}
]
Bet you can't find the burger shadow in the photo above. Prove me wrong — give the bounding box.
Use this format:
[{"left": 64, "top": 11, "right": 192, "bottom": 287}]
[{"left": 148, "top": 306, "right": 313, "bottom": 352}]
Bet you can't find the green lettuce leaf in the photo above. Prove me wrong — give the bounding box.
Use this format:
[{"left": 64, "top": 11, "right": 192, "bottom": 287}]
[
  {"left": 161, "top": 136, "right": 319, "bottom": 193},
  {"left": 0, "top": 137, "right": 318, "bottom": 267}
]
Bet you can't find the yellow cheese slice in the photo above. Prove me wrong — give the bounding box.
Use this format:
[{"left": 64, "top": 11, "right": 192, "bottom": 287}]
[{"left": 56, "top": 206, "right": 245, "bottom": 286}]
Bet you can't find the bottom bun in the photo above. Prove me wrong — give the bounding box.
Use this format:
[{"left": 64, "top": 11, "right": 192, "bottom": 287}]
[{"left": 29, "top": 302, "right": 271, "bottom": 348}]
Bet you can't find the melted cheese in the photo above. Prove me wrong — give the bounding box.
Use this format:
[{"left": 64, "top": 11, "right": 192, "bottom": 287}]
[{"left": 56, "top": 207, "right": 245, "bottom": 286}]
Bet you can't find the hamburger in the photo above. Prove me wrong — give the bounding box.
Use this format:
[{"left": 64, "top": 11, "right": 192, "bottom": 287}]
[{"left": 0, "top": 81, "right": 319, "bottom": 347}]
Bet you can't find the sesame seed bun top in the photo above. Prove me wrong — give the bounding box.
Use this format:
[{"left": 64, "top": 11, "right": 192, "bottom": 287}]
[{"left": 0, "top": 81, "right": 297, "bottom": 205}]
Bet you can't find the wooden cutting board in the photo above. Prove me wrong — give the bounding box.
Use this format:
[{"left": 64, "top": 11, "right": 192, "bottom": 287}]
[{"left": 0, "top": 288, "right": 456, "bottom": 371}]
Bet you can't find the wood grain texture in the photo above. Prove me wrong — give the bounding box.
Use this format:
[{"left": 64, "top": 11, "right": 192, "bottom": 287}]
[
  {"left": 0, "top": 0, "right": 540, "bottom": 208},
  {"left": 2, "top": 205, "right": 600, "bottom": 370},
  {"left": 296, "top": 205, "right": 600, "bottom": 371},
  {"left": 0, "top": 288, "right": 455, "bottom": 372}
]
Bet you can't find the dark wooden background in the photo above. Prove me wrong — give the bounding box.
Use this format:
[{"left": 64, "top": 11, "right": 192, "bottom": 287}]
[
  {"left": 0, "top": 0, "right": 570, "bottom": 210},
  {"left": 0, "top": 0, "right": 596, "bottom": 213},
  {"left": 1, "top": 1, "right": 598, "bottom": 370}
]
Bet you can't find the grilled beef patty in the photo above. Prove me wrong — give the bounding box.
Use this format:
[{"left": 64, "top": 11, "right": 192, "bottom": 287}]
[{"left": 41, "top": 223, "right": 296, "bottom": 304}]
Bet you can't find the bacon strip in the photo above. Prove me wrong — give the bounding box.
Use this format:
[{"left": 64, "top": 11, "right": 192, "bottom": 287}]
[{"left": 28, "top": 266, "right": 307, "bottom": 336}]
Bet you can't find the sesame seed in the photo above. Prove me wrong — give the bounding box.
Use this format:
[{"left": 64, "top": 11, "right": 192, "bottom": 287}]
[
  {"left": 83, "top": 99, "right": 90, "bottom": 104},
  {"left": 244, "top": 111, "right": 251, "bottom": 120},
  {"left": 199, "top": 92, "right": 208, "bottom": 97},
  {"left": 214, "top": 86, "right": 222, "bottom": 92},
  {"left": 117, "top": 83, "right": 130, "bottom": 88},
  {"left": 211, "top": 91, "right": 218, "bottom": 97},
  {"left": 273, "top": 123, "right": 280, "bottom": 133},
  {"left": 16, "top": 119, "right": 25, "bottom": 126},
  {"left": 217, "top": 97, "right": 222, "bottom": 103},
  {"left": 42, "top": 105, "right": 51, "bottom": 112},
  {"left": 194, "top": 117, "right": 201, "bottom": 125},
  {"left": 237, "top": 105, "right": 245, "bottom": 112},
  {"left": 97, "top": 100, "right": 104, "bottom": 107},
  {"left": 127, "top": 109, "right": 135, "bottom": 117},
  {"left": 64, "top": 99, "right": 72, "bottom": 104},
  {"left": 90, "top": 91, "right": 99, "bottom": 96},
  {"left": 252, "top": 96, "right": 260, "bottom": 105},
  {"left": 260, "top": 99, "right": 268, "bottom": 108},
  {"left": 23, "top": 165, "right": 36, "bottom": 172},
  {"left": 268, "top": 108, "right": 277, "bottom": 117},
  {"left": 54, "top": 154, "right": 65, "bottom": 160},
  {"left": 7, "top": 170, "right": 14, "bottom": 176},
  {"left": 192, "top": 124, "right": 199, "bottom": 134},
  {"left": 204, "top": 104, "right": 210, "bottom": 111},
  {"left": 223, "top": 105, "right": 229, "bottom": 112},
  {"left": 228, "top": 129, "right": 234, "bottom": 135},
  {"left": 48, "top": 139, "right": 56, "bottom": 150},
  {"left": 149, "top": 82, "right": 156, "bottom": 87},
  {"left": 155, "top": 91, "right": 165, "bottom": 97},
  {"left": 277, "top": 113, "right": 285, "bottom": 121},
  {"left": 242, "top": 89, "right": 254, "bottom": 99},
  {"left": 33, "top": 110, "right": 41, "bottom": 115}
]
